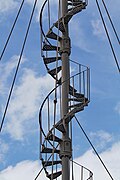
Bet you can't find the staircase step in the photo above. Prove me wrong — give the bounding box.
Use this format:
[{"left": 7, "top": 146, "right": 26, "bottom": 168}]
[
  {"left": 68, "top": 3, "right": 86, "bottom": 16},
  {"left": 74, "top": 106, "right": 84, "bottom": 113},
  {"left": 56, "top": 123, "right": 66, "bottom": 133},
  {"left": 47, "top": 171, "right": 62, "bottom": 179},
  {"left": 69, "top": 85, "right": 77, "bottom": 93},
  {"left": 54, "top": 19, "right": 65, "bottom": 32},
  {"left": 69, "top": 105, "right": 84, "bottom": 115},
  {"left": 46, "top": 30, "right": 62, "bottom": 41},
  {"left": 57, "top": 77, "right": 62, "bottom": 85},
  {"left": 69, "top": 97, "right": 88, "bottom": 102},
  {"left": 48, "top": 66, "right": 62, "bottom": 76},
  {"left": 42, "top": 160, "right": 62, "bottom": 167},
  {"left": 68, "top": 1, "right": 83, "bottom": 6},
  {"left": 43, "top": 44, "right": 60, "bottom": 51},
  {"left": 41, "top": 146, "right": 60, "bottom": 154},
  {"left": 64, "top": 14, "right": 73, "bottom": 23},
  {"left": 43, "top": 57, "right": 61, "bottom": 64},
  {"left": 69, "top": 91, "right": 84, "bottom": 98},
  {"left": 69, "top": 102, "right": 83, "bottom": 109},
  {"left": 68, "top": 0, "right": 83, "bottom": 2},
  {"left": 46, "top": 134, "right": 62, "bottom": 142}
]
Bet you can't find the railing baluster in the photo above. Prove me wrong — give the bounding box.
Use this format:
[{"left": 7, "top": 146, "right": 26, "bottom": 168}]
[
  {"left": 87, "top": 68, "right": 89, "bottom": 100},
  {"left": 81, "top": 166, "right": 83, "bottom": 180},
  {"left": 73, "top": 76, "right": 75, "bottom": 105},
  {"left": 83, "top": 71, "right": 85, "bottom": 97},
  {"left": 79, "top": 64, "right": 81, "bottom": 93},
  {"left": 89, "top": 68, "right": 90, "bottom": 101},
  {"left": 40, "top": 115, "right": 42, "bottom": 160},
  {"left": 48, "top": 97, "right": 50, "bottom": 131}
]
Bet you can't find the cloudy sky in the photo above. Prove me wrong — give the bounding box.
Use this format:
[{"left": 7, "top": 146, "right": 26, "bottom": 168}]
[{"left": 0, "top": 0, "right": 120, "bottom": 180}]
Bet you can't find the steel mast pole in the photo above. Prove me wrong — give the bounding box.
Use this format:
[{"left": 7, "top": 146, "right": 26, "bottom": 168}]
[{"left": 60, "top": 0, "right": 71, "bottom": 179}]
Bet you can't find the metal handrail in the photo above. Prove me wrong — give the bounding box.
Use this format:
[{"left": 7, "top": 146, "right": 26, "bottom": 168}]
[
  {"left": 39, "top": 67, "right": 90, "bottom": 142},
  {"left": 70, "top": 160, "right": 93, "bottom": 180}
]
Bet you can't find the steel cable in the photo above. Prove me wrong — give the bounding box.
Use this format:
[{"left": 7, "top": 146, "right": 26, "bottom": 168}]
[
  {"left": 0, "top": 0, "right": 38, "bottom": 133},
  {"left": 101, "top": 0, "right": 120, "bottom": 45},
  {"left": 95, "top": 0, "right": 120, "bottom": 73},
  {"left": 75, "top": 116, "right": 115, "bottom": 180},
  {"left": 34, "top": 167, "right": 44, "bottom": 180},
  {"left": 0, "top": 0, "right": 25, "bottom": 62}
]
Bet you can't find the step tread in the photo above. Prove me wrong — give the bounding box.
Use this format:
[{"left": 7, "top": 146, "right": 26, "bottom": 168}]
[
  {"left": 69, "top": 85, "right": 77, "bottom": 93},
  {"left": 47, "top": 171, "right": 62, "bottom": 179},
  {"left": 56, "top": 123, "right": 66, "bottom": 133},
  {"left": 46, "top": 30, "right": 62, "bottom": 40},
  {"left": 69, "top": 102, "right": 83, "bottom": 109},
  {"left": 43, "top": 44, "right": 60, "bottom": 51},
  {"left": 46, "top": 134, "right": 62, "bottom": 142},
  {"left": 54, "top": 19, "right": 65, "bottom": 32},
  {"left": 48, "top": 66, "right": 62, "bottom": 76},
  {"left": 43, "top": 56, "right": 61, "bottom": 64},
  {"left": 69, "top": 90, "right": 84, "bottom": 98},
  {"left": 41, "top": 146, "right": 60, "bottom": 154},
  {"left": 69, "top": 97, "right": 88, "bottom": 102},
  {"left": 42, "top": 160, "right": 62, "bottom": 167}
]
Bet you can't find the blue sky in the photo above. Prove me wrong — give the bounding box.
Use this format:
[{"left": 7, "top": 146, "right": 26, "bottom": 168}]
[{"left": 0, "top": 0, "right": 120, "bottom": 179}]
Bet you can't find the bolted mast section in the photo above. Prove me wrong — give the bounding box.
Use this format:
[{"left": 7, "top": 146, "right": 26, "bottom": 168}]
[{"left": 60, "top": 0, "right": 71, "bottom": 180}]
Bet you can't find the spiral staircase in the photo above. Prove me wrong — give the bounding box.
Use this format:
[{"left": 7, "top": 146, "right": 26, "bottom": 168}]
[{"left": 39, "top": 0, "right": 93, "bottom": 179}]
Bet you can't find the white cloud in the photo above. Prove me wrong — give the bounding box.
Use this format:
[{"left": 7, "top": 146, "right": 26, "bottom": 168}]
[
  {"left": 0, "top": 160, "right": 46, "bottom": 180},
  {"left": 77, "top": 143, "right": 120, "bottom": 180},
  {"left": 91, "top": 19, "right": 105, "bottom": 40},
  {"left": 0, "top": 141, "right": 120, "bottom": 179},
  {"left": 0, "top": 0, "right": 18, "bottom": 14},
  {"left": 0, "top": 139, "right": 9, "bottom": 165},
  {"left": 0, "top": 0, "right": 44, "bottom": 22},
  {"left": 0, "top": 55, "right": 26, "bottom": 95},
  {"left": 90, "top": 130, "right": 113, "bottom": 150},
  {"left": 4, "top": 68, "right": 54, "bottom": 140}
]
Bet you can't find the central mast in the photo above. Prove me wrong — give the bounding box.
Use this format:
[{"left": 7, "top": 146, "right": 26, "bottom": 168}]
[
  {"left": 39, "top": 0, "right": 92, "bottom": 179},
  {"left": 61, "top": 0, "right": 71, "bottom": 179}
]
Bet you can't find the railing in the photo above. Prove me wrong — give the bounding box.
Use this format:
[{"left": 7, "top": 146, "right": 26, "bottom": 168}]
[
  {"left": 39, "top": 65, "right": 90, "bottom": 159},
  {"left": 70, "top": 160, "right": 93, "bottom": 180}
]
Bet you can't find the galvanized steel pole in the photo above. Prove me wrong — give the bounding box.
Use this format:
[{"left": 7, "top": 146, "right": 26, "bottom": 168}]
[{"left": 60, "top": 0, "right": 71, "bottom": 179}]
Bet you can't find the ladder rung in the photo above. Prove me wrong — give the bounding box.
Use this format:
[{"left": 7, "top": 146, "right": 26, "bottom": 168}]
[
  {"left": 43, "top": 57, "right": 61, "bottom": 64},
  {"left": 47, "top": 171, "right": 62, "bottom": 179}
]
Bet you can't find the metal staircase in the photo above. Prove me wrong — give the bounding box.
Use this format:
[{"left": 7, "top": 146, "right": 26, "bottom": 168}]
[{"left": 39, "top": 0, "right": 93, "bottom": 179}]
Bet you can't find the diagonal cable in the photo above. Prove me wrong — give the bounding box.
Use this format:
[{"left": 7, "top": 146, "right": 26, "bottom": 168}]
[
  {"left": 74, "top": 115, "right": 115, "bottom": 180},
  {"left": 0, "top": 0, "right": 38, "bottom": 133},
  {"left": 34, "top": 167, "right": 44, "bottom": 180},
  {"left": 101, "top": 0, "right": 120, "bottom": 45},
  {"left": 95, "top": 0, "right": 120, "bottom": 73},
  {"left": 0, "top": 0, "right": 25, "bottom": 62}
]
